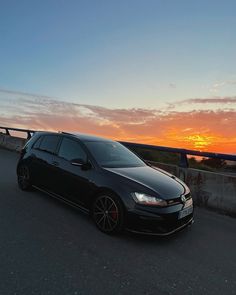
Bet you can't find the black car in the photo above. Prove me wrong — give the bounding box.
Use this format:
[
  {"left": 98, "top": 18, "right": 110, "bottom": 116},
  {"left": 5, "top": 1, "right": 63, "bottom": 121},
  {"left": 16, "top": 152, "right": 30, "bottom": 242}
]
[{"left": 17, "top": 132, "right": 193, "bottom": 235}]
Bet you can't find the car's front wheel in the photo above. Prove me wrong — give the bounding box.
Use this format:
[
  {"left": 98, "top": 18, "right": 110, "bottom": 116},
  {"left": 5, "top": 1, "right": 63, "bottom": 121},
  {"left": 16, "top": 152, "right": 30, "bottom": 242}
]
[
  {"left": 17, "top": 165, "right": 32, "bottom": 191},
  {"left": 92, "top": 193, "right": 125, "bottom": 234}
]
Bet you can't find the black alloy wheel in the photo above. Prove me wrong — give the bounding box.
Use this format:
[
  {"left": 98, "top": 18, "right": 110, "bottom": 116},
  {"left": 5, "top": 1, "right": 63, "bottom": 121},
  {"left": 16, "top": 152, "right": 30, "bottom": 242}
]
[
  {"left": 18, "top": 165, "right": 32, "bottom": 191},
  {"left": 92, "top": 194, "right": 124, "bottom": 234}
]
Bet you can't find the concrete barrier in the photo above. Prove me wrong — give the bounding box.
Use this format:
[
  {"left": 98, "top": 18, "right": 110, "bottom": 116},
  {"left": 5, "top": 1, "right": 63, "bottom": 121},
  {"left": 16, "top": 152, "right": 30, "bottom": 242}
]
[
  {"left": 0, "top": 134, "right": 26, "bottom": 152},
  {"left": 149, "top": 161, "right": 236, "bottom": 217}
]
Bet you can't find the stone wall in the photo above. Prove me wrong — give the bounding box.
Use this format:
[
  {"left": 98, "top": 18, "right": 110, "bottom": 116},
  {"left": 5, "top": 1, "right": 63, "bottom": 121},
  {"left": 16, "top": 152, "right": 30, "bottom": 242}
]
[
  {"left": 149, "top": 161, "right": 236, "bottom": 216},
  {"left": 0, "top": 134, "right": 27, "bottom": 152}
]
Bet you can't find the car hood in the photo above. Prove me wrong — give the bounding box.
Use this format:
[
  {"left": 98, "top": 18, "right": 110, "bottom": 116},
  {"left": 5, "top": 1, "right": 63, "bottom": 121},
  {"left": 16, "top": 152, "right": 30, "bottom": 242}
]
[{"left": 104, "top": 165, "right": 185, "bottom": 199}]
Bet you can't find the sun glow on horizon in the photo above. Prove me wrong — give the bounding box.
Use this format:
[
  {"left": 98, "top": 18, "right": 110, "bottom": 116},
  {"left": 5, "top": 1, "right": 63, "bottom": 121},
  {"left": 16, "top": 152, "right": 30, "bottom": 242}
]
[{"left": 184, "top": 134, "right": 214, "bottom": 151}]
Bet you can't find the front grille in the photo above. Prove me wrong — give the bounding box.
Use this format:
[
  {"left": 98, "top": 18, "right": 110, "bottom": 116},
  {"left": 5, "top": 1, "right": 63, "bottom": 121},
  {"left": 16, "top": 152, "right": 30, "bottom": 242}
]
[
  {"left": 167, "top": 192, "right": 192, "bottom": 206},
  {"left": 167, "top": 198, "right": 181, "bottom": 206},
  {"left": 185, "top": 192, "right": 192, "bottom": 200}
]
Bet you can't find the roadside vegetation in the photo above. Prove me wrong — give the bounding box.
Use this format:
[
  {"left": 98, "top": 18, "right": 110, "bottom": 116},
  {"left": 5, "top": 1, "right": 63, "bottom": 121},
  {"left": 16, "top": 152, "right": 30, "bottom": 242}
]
[{"left": 132, "top": 147, "right": 236, "bottom": 174}]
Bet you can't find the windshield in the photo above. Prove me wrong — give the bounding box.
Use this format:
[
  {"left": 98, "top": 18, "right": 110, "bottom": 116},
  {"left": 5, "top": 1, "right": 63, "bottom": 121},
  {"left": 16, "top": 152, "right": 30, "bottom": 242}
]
[{"left": 85, "top": 141, "right": 146, "bottom": 168}]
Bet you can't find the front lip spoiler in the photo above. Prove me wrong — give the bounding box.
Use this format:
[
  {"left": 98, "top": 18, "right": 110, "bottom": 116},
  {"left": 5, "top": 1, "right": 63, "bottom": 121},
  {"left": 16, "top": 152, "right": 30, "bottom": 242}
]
[{"left": 126, "top": 217, "right": 194, "bottom": 236}]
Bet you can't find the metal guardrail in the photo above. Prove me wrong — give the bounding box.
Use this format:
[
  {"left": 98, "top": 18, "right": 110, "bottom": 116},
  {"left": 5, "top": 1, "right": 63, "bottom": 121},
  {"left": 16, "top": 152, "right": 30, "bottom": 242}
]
[
  {"left": 0, "top": 126, "right": 235, "bottom": 168},
  {"left": 120, "top": 141, "right": 236, "bottom": 168},
  {"left": 0, "top": 126, "right": 35, "bottom": 139}
]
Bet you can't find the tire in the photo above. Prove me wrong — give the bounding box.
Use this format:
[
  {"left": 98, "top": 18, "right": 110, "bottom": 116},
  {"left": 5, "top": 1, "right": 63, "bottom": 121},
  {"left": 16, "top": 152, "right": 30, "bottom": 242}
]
[
  {"left": 92, "top": 193, "right": 125, "bottom": 234},
  {"left": 17, "top": 165, "right": 32, "bottom": 191}
]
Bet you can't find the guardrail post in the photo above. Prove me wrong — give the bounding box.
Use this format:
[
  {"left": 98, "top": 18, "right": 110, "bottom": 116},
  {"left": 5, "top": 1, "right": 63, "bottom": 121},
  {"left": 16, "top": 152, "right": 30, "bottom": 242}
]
[
  {"left": 27, "top": 131, "right": 32, "bottom": 140},
  {"left": 179, "top": 153, "right": 188, "bottom": 168}
]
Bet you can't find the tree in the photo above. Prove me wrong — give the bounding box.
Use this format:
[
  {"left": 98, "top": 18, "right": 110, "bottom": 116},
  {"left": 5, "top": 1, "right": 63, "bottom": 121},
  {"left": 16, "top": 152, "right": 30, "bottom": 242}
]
[{"left": 200, "top": 158, "right": 226, "bottom": 169}]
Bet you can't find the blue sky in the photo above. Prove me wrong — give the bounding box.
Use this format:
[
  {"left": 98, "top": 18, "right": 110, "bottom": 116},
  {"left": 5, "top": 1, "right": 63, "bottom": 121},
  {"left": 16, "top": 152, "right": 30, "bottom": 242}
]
[{"left": 1, "top": 0, "right": 236, "bottom": 108}]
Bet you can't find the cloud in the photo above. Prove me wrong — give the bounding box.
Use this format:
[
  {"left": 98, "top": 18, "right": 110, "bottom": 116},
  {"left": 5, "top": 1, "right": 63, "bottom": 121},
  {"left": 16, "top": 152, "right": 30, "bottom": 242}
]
[
  {"left": 171, "top": 96, "right": 236, "bottom": 105},
  {"left": 167, "top": 96, "right": 236, "bottom": 112},
  {"left": 169, "top": 83, "right": 176, "bottom": 89},
  {"left": 190, "top": 97, "right": 236, "bottom": 104},
  {"left": 0, "top": 94, "right": 236, "bottom": 153},
  {"left": 0, "top": 89, "right": 236, "bottom": 153},
  {"left": 0, "top": 88, "right": 57, "bottom": 100},
  {"left": 209, "top": 80, "right": 236, "bottom": 93}
]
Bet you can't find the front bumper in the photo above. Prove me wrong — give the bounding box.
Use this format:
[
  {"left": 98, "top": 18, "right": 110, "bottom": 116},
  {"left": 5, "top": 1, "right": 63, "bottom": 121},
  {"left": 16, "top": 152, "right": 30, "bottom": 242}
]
[{"left": 125, "top": 205, "right": 194, "bottom": 236}]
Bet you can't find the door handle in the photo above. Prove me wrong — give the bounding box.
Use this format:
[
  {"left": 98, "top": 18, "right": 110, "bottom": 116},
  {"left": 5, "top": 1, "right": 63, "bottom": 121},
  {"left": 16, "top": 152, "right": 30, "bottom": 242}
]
[{"left": 52, "top": 161, "right": 59, "bottom": 166}]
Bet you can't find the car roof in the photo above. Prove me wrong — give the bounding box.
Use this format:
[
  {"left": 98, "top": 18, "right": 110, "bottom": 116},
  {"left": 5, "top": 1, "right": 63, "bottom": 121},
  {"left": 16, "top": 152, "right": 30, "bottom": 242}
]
[
  {"left": 35, "top": 131, "right": 114, "bottom": 143},
  {"left": 62, "top": 132, "right": 114, "bottom": 142}
]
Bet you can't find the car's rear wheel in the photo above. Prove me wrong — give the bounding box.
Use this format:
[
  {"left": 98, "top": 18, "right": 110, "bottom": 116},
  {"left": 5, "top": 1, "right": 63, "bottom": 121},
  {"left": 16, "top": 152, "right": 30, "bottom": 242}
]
[
  {"left": 17, "top": 165, "right": 32, "bottom": 191},
  {"left": 92, "top": 193, "right": 125, "bottom": 234}
]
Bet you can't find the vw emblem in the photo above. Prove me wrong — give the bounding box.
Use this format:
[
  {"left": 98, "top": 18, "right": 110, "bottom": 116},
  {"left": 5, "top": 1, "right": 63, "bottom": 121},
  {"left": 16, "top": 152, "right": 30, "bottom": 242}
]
[{"left": 181, "top": 195, "right": 186, "bottom": 203}]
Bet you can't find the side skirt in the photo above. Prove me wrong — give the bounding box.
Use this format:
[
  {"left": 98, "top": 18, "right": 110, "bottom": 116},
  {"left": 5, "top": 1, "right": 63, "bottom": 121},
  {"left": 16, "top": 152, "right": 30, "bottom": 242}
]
[{"left": 32, "top": 185, "right": 90, "bottom": 215}]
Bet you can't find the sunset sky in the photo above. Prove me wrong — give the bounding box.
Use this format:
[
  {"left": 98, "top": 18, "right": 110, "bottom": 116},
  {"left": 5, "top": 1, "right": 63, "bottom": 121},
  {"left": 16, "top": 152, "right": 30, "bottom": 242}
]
[{"left": 0, "top": 0, "right": 236, "bottom": 153}]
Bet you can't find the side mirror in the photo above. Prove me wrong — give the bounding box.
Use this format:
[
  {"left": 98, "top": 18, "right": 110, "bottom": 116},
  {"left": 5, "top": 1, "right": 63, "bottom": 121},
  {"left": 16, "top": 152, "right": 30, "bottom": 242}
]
[
  {"left": 71, "top": 158, "right": 92, "bottom": 170},
  {"left": 71, "top": 158, "right": 85, "bottom": 166}
]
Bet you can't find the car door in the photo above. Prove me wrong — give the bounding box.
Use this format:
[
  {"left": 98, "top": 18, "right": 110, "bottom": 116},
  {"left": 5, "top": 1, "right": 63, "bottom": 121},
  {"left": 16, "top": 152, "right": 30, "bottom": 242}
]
[{"left": 52, "top": 137, "right": 95, "bottom": 207}]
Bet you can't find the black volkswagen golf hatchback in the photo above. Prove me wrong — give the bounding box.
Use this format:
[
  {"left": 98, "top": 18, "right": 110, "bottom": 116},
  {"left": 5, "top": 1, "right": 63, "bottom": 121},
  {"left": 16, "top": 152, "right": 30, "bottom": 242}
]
[{"left": 17, "top": 132, "right": 193, "bottom": 235}]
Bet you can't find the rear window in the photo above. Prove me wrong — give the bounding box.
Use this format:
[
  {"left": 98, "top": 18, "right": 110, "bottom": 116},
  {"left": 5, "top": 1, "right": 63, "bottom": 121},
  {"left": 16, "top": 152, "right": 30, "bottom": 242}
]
[{"left": 39, "top": 135, "right": 60, "bottom": 154}]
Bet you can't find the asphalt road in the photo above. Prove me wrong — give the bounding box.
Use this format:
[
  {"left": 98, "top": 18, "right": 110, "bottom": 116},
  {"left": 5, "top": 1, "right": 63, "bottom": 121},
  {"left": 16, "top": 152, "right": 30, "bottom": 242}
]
[{"left": 0, "top": 148, "right": 236, "bottom": 295}]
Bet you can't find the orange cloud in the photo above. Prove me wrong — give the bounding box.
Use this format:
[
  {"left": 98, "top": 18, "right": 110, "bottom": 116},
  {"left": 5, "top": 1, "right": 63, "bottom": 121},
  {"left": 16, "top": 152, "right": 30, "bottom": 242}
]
[
  {"left": 0, "top": 93, "right": 235, "bottom": 154},
  {"left": 176, "top": 97, "right": 236, "bottom": 104}
]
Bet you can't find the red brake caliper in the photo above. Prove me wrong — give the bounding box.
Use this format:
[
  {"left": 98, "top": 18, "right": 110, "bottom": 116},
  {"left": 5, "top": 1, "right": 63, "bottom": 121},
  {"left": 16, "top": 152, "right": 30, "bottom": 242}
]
[{"left": 110, "top": 205, "right": 118, "bottom": 220}]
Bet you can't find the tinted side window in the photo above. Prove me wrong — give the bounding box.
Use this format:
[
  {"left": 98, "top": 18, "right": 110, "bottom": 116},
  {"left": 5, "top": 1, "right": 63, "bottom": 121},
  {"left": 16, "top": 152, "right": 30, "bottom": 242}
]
[
  {"left": 33, "top": 136, "right": 43, "bottom": 149},
  {"left": 39, "top": 135, "right": 60, "bottom": 154},
  {"left": 58, "top": 138, "right": 87, "bottom": 162}
]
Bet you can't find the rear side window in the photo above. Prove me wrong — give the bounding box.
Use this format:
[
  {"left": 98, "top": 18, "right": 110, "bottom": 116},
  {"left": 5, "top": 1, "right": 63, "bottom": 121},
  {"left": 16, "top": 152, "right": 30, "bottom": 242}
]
[
  {"left": 33, "top": 136, "right": 43, "bottom": 149},
  {"left": 39, "top": 135, "right": 60, "bottom": 154},
  {"left": 58, "top": 138, "right": 87, "bottom": 162}
]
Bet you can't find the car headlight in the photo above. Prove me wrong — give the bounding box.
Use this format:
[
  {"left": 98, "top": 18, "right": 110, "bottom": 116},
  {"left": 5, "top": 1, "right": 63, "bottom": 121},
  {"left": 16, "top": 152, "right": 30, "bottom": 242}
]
[{"left": 132, "top": 192, "right": 167, "bottom": 207}]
